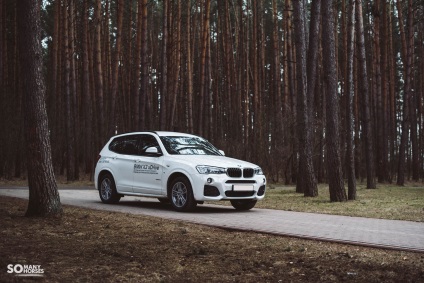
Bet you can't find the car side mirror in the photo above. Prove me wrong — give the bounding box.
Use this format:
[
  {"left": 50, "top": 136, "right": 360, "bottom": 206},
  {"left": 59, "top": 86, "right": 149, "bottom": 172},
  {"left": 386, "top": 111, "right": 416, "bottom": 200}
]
[
  {"left": 145, "top": 147, "right": 162, "bottom": 157},
  {"left": 219, "top": 150, "right": 225, "bottom": 156}
]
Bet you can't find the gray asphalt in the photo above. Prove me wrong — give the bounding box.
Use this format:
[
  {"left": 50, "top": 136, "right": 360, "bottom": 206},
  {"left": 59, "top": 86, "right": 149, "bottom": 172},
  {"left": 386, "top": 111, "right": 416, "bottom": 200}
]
[{"left": 1, "top": 187, "right": 423, "bottom": 253}]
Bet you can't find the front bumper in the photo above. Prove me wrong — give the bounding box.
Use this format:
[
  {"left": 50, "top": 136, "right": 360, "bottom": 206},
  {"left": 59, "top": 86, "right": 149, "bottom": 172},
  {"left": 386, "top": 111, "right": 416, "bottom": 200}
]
[{"left": 189, "top": 173, "right": 266, "bottom": 201}]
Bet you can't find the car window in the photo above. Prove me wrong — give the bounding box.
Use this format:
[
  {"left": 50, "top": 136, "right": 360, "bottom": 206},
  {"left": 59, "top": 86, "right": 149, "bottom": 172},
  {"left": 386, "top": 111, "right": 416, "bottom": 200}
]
[
  {"left": 109, "top": 135, "right": 138, "bottom": 155},
  {"left": 160, "top": 136, "right": 221, "bottom": 155},
  {"left": 109, "top": 134, "right": 160, "bottom": 156},
  {"left": 136, "top": 134, "right": 161, "bottom": 155}
]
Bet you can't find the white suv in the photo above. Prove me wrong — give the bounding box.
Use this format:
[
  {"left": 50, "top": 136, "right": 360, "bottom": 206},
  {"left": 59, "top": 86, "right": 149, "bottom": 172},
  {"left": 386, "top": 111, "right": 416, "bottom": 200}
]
[{"left": 94, "top": 132, "right": 266, "bottom": 211}]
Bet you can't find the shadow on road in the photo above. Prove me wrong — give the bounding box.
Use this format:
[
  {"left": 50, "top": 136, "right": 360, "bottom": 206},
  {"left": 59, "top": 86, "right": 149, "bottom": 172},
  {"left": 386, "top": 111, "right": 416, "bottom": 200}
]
[{"left": 99, "top": 199, "right": 251, "bottom": 214}]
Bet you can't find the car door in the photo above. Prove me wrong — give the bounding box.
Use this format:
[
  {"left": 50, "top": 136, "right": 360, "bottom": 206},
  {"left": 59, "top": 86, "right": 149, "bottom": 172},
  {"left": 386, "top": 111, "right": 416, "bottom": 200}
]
[
  {"left": 132, "top": 134, "right": 164, "bottom": 195},
  {"left": 108, "top": 135, "right": 139, "bottom": 193}
]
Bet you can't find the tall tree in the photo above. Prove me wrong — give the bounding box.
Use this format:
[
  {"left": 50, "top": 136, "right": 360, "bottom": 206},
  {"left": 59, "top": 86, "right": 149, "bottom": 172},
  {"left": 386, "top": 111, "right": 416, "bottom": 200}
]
[
  {"left": 346, "top": 0, "right": 357, "bottom": 200},
  {"left": 17, "top": 0, "right": 62, "bottom": 217},
  {"left": 160, "top": 0, "right": 169, "bottom": 130},
  {"left": 186, "top": 0, "right": 194, "bottom": 133},
  {"left": 140, "top": 0, "right": 148, "bottom": 130},
  {"left": 322, "top": 0, "right": 347, "bottom": 201},
  {"left": 108, "top": 0, "right": 124, "bottom": 136},
  {"left": 81, "top": 0, "right": 92, "bottom": 173},
  {"left": 169, "top": 0, "right": 182, "bottom": 129},
  {"left": 63, "top": 1, "right": 76, "bottom": 181},
  {"left": 198, "top": 0, "right": 211, "bottom": 136},
  {"left": 356, "top": 0, "right": 376, "bottom": 189},
  {"left": 396, "top": 0, "right": 413, "bottom": 186},
  {"left": 293, "top": 0, "right": 318, "bottom": 197},
  {"left": 94, "top": 0, "right": 105, "bottom": 145}
]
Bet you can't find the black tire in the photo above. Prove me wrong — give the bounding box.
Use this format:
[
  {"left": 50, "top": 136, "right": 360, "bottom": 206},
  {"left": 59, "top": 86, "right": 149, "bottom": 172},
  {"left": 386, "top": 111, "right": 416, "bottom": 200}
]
[
  {"left": 99, "top": 173, "right": 121, "bottom": 204},
  {"left": 230, "top": 199, "right": 257, "bottom": 211},
  {"left": 169, "top": 176, "right": 197, "bottom": 212}
]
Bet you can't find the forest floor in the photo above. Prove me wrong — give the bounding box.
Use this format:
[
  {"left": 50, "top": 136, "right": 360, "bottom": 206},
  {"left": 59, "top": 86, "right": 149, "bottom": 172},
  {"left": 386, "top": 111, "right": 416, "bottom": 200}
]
[{"left": 1, "top": 196, "right": 423, "bottom": 282}]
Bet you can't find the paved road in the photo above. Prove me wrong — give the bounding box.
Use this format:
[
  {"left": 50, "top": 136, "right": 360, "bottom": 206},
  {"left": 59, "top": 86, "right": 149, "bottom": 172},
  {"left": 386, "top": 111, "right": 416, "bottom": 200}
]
[{"left": 1, "top": 187, "right": 423, "bottom": 253}]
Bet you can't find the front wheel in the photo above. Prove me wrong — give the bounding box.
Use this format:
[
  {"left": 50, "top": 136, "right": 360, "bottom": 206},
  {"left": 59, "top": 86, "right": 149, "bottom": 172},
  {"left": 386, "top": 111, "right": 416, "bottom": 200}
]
[
  {"left": 99, "top": 173, "right": 121, "bottom": 204},
  {"left": 230, "top": 199, "right": 257, "bottom": 211},
  {"left": 169, "top": 177, "right": 197, "bottom": 212}
]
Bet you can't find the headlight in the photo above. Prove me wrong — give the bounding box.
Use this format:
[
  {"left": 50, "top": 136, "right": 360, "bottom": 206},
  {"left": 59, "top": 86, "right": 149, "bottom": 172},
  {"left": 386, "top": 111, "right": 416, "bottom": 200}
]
[
  {"left": 254, "top": 167, "right": 264, "bottom": 175},
  {"left": 196, "top": 165, "right": 226, "bottom": 174}
]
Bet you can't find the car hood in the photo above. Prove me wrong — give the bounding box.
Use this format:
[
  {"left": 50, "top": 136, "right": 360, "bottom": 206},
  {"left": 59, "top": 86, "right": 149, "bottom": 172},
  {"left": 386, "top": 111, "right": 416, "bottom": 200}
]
[{"left": 165, "top": 155, "right": 259, "bottom": 169}]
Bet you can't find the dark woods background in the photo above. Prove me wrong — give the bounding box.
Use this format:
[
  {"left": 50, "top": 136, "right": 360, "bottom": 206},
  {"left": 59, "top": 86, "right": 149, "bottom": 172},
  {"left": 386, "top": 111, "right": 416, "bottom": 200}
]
[{"left": 0, "top": 0, "right": 423, "bottom": 186}]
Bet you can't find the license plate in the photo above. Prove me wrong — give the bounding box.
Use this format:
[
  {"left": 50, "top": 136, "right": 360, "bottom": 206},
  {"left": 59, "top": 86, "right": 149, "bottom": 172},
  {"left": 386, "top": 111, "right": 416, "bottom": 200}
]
[{"left": 233, "top": 185, "right": 254, "bottom": 191}]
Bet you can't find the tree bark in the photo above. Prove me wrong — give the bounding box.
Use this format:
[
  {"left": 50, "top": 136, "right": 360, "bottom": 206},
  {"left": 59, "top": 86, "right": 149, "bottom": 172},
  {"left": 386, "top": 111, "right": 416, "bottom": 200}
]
[
  {"left": 94, "top": 0, "right": 105, "bottom": 144},
  {"left": 17, "top": 0, "right": 62, "bottom": 217},
  {"left": 63, "top": 1, "right": 76, "bottom": 181},
  {"left": 108, "top": 0, "right": 124, "bottom": 136},
  {"left": 81, "top": 0, "right": 92, "bottom": 174},
  {"left": 356, "top": 0, "right": 376, "bottom": 189},
  {"left": 322, "top": 0, "right": 347, "bottom": 202},
  {"left": 346, "top": 0, "right": 357, "bottom": 200},
  {"left": 170, "top": 0, "right": 181, "bottom": 129},
  {"left": 140, "top": 0, "right": 148, "bottom": 130},
  {"left": 186, "top": 0, "right": 193, "bottom": 133},
  {"left": 293, "top": 0, "right": 318, "bottom": 197},
  {"left": 160, "top": 0, "right": 169, "bottom": 130},
  {"left": 198, "top": 0, "right": 211, "bottom": 136},
  {"left": 396, "top": 0, "right": 413, "bottom": 186}
]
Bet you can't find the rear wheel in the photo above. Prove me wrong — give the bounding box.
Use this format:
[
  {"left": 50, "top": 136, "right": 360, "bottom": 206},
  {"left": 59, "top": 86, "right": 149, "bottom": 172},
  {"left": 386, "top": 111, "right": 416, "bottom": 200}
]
[
  {"left": 169, "top": 177, "right": 197, "bottom": 212},
  {"left": 99, "top": 173, "right": 121, "bottom": 204},
  {"left": 230, "top": 199, "right": 257, "bottom": 211}
]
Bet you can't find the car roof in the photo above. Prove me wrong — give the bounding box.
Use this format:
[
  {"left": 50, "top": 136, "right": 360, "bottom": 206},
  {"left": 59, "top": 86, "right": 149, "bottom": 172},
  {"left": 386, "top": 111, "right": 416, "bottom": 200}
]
[{"left": 111, "top": 131, "right": 199, "bottom": 139}]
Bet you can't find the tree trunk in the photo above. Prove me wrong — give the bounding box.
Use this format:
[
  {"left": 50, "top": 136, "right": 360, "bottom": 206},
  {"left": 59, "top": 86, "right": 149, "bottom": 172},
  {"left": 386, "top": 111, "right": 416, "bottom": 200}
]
[
  {"left": 356, "top": 0, "right": 376, "bottom": 189},
  {"left": 198, "top": 0, "right": 211, "bottom": 136},
  {"left": 82, "top": 0, "right": 92, "bottom": 174},
  {"left": 396, "top": 0, "right": 413, "bottom": 186},
  {"left": 63, "top": 1, "right": 76, "bottom": 181},
  {"left": 322, "top": 0, "right": 347, "bottom": 202},
  {"left": 140, "top": 0, "right": 148, "bottom": 130},
  {"left": 293, "top": 0, "right": 318, "bottom": 197},
  {"left": 185, "top": 0, "right": 194, "bottom": 133},
  {"left": 94, "top": 0, "right": 105, "bottom": 145},
  {"left": 160, "top": 0, "right": 169, "bottom": 130},
  {"left": 170, "top": 0, "right": 181, "bottom": 129},
  {"left": 380, "top": 0, "right": 389, "bottom": 183},
  {"left": 346, "top": 0, "right": 357, "bottom": 200},
  {"left": 108, "top": 0, "right": 124, "bottom": 136},
  {"left": 17, "top": 0, "right": 62, "bottom": 217}
]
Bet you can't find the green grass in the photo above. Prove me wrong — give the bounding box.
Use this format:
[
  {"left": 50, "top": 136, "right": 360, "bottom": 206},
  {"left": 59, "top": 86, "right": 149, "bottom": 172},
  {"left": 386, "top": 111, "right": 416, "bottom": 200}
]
[{"left": 256, "top": 183, "right": 424, "bottom": 222}]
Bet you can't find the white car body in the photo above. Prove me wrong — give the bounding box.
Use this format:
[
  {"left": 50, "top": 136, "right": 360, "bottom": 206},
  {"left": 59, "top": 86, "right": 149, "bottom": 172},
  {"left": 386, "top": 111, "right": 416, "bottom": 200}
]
[{"left": 94, "top": 131, "right": 266, "bottom": 211}]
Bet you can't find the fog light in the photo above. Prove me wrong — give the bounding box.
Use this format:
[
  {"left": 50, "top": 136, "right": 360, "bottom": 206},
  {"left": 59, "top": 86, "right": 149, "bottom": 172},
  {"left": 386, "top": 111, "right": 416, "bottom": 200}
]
[
  {"left": 207, "top": 178, "right": 213, "bottom": 184},
  {"left": 263, "top": 178, "right": 266, "bottom": 184}
]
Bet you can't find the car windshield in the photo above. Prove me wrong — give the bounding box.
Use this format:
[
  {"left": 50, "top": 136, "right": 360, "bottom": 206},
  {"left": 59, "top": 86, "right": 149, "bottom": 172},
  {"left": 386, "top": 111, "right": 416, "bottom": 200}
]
[{"left": 160, "top": 136, "right": 222, "bottom": 155}]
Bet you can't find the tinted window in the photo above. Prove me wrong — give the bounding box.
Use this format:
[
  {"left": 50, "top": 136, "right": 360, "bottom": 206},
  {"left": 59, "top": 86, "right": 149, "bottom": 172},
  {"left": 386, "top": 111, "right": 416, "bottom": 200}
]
[
  {"left": 109, "top": 135, "right": 138, "bottom": 155},
  {"left": 109, "top": 134, "right": 160, "bottom": 156},
  {"left": 160, "top": 136, "right": 221, "bottom": 155},
  {"left": 137, "top": 135, "right": 161, "bottom": 155}
]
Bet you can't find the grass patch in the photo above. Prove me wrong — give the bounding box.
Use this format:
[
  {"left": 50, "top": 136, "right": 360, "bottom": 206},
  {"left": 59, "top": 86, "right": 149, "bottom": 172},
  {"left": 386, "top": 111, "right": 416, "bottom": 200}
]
[{"left": 258, "top": 184, "right": 424, "bottom": 222}]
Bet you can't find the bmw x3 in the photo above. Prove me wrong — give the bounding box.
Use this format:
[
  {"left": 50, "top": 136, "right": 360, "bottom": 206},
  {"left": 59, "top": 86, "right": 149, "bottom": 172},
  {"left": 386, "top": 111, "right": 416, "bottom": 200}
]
[{"left": 94, "top": 131, "right": 266, "bottom": 211}]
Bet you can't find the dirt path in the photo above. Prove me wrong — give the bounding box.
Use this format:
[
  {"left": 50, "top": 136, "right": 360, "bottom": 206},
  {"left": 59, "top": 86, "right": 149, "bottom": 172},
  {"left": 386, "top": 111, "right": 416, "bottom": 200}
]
[{"left": 1, "top": 187, "right": 423, "bottom": 253}]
